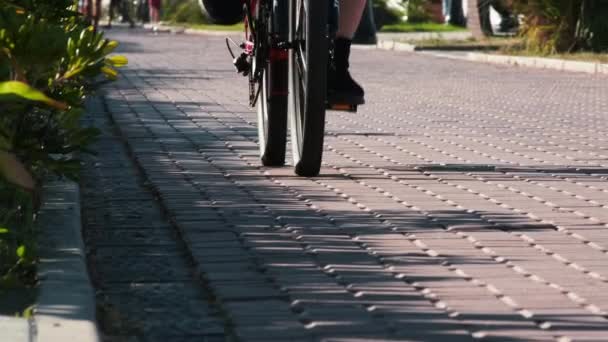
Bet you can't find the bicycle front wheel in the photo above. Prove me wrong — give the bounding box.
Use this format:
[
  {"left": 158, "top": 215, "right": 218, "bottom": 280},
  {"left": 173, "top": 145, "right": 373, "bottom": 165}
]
[{"left": 288, "top": 0, "right": 328, "bottom": 177}]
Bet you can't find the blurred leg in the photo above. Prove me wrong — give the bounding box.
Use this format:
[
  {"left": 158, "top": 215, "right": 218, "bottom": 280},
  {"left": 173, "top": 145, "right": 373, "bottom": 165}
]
[
  {"left": 107, "top": 0, "right": 116, "bottom": 27},
  {"left": 93, "top": 0, "right": 101, "bottom": 29},
  {"left": 148, "top": 0, "right": 160, "bottom": 24},
  {"left": 120, "top": 0, "right": 135, "bottom": 27},
  {"left": 85, "top": 0, "right": 92, "bottom": 23},
  {"left": 336, "top": 0, "right": 366, "bottom": 39},
  {"left": 442, "top": 0, "right": 452, "bottom": 22}
]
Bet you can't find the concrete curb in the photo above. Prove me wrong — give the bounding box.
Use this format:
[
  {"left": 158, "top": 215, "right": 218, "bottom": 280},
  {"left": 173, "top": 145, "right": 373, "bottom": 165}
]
[
  {"left": 34, "top": 181, "right": 99, "bottom": 342},
  {"left": 376, "top": 31, "right": 473, "bottom": 42},
  {"left": 142, "top": 23, "right": 239, "bottom": 36},
  {"left": 375, "top": 40, "right": 608, "bottom": 75},
  {"left": 376, "top": 40, "right": 417, "bottom": 52},
  {"left": 375, "top": 40, "right": 500, "bottom": 52},
  {"left": 182, "top": 28, "right": 241, "bottom": 36},
  {"left": 1, "top": 181, "right": 98, "bottom": 342},
  {"left": 466, "top": 52, "right": 608, "bottom": 75},
  {"left": 0, "top": 316, "right": 33, "bottom": 342}
]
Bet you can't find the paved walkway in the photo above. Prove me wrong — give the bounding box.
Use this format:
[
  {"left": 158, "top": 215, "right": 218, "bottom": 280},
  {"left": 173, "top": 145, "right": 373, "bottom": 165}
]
[{"left": 83, "top": 28, "right": 608, "bottom": 341}]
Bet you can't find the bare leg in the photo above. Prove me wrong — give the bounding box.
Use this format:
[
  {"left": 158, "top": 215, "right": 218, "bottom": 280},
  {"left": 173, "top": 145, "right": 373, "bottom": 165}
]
[
  {"left": 93, "top": 0, "right": 101, "bottom": 30},
  {"left": 85, "top": 0, "right": 93, "bottom": 24},
  {"left": 336, "top": 0, "right": 367, "bottom": 39},
  {"left": 149, "top": 7, "right": 158, "bottom": 24},
  {"left": 107, "top": 0, "right": 116, "bottom": 27}
]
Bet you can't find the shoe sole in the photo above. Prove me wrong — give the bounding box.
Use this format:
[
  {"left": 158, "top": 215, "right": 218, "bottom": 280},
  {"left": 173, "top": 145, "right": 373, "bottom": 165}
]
[{"left": 327, "top": 92, "right": 365, "bottom": 106}]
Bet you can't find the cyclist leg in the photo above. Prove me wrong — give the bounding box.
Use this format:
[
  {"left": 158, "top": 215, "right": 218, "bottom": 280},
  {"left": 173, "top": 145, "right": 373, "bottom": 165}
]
[
  {"left": 336, "top": 0, "right": 366, "bottom": 39},
  {"left": 328, "top": 0, "right": 366, "bottom": 105},
  {"left": 119, "top": 0, "right": 136, "bottom": 28},
  {"left": 106, "top": 0, "right": 118, "bottom": 28}
]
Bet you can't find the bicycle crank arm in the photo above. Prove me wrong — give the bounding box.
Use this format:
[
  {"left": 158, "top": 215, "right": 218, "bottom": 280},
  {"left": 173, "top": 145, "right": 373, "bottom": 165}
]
[{"left": 326, "top": 103, "right": 357, "bottom": 112}]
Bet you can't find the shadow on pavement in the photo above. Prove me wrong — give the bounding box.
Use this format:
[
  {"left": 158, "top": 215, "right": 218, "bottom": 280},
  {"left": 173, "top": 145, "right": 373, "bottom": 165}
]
[
  {"left": 92, "top": 93, "right": 595, "bottom": 341},
  {"left": 81, "top": 37, "right": 608, "bottom": 340}
]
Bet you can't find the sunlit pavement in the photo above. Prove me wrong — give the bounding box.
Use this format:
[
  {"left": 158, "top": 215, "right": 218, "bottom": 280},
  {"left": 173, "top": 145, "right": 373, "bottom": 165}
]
[{"left": 82, "top": 28, "right": 608, "bottom": 341}]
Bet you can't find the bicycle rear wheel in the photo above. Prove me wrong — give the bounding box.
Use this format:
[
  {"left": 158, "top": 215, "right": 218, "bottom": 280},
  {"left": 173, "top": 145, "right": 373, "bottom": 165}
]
[
  {"left": 255, "top": 1, "right": 288, "bottom": 166},
  {"left": 288, "top": 0, "right": 328, "bottom": 177},
  {"left": 258, "top": 58, "right": 288, "bottom": 166}
]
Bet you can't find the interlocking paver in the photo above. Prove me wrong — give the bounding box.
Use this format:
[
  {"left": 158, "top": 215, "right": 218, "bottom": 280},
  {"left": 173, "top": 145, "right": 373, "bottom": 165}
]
[
  {"left": 79, "top": 28, "right": 608, "bottom": 341},
  {"left": 81, "top": 98, "right": 230, "bottom": 341}
]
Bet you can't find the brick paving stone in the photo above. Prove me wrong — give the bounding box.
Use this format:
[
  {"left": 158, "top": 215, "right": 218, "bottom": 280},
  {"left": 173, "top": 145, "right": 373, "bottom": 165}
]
[
  {"left": 85, "top": 28, "right": 608, "bottom": 341},
  {"left": 81, "top": 97, "right": 229, "bottom": 341}
]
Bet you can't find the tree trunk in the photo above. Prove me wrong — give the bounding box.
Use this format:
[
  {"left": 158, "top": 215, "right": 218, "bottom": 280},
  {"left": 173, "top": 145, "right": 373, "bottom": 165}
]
[
  {"left": 467, "top": 0, "right": 486, "bottom": 38},
  {"left": 554, "top": 0, "right": 582, "bottom": 53}
]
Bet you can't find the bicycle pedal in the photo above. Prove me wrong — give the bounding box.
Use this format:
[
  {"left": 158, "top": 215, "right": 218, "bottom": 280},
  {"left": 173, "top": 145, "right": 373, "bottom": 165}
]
[{"left": 327, "top": 103, "right": 357, "bottom": 112}]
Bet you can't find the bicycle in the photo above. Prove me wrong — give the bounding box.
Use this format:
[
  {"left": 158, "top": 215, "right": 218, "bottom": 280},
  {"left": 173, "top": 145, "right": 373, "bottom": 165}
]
[{"left": 224, "top": 0, "right": 358, "bottom": 177}]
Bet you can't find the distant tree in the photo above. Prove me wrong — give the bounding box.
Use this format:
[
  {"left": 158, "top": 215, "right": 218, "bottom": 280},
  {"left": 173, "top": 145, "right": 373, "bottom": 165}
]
[
  {"left": 513, "top": 0, "right": 608, "bottom": 53},
  {"left": 467, "top": 0, "right": 485, "bottom": 38},
  {"left": 577, "top": 0, "right": 608, "bottom": 51}
]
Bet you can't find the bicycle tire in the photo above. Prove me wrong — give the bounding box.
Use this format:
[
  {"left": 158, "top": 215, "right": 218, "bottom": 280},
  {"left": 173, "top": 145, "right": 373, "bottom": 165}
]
[
  {"left": 288, "top": 0, "right": 328, "bottom": 177},
  {"left": 255, "top": 2, "right": 288, "bottom": 166},
  {"left": 258, "top": 59, "right": 288, "bottom": 166},
  {"left": 199, "top": 0, "right": 242, "bottom": 25}
]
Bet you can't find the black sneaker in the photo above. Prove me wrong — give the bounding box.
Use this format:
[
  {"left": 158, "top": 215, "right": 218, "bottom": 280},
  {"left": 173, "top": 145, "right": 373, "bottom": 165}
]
[{"left": 327, "top": 38, "right": 365, "bottom": 105}]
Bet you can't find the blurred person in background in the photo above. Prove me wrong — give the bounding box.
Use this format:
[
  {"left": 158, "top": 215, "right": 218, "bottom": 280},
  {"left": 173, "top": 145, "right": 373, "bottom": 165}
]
[
  {"left": 106, "top": 0, "right": 135, "bottom": 28},
  {"left": 148, "top": 0, "right": 161, "bottom": 28},
  {"left": 442, "top": 0, "right": 453, "bottom": 23},
  {"left": 78, "top": 0, "right": 101, "bottom": 28}
]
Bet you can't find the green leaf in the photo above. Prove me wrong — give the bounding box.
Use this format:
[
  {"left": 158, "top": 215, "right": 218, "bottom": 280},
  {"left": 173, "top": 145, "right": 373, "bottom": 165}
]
[
  {"left": 105, "top": 55, "right": 128, "bottom": 67},
  {"left": 67, "top": 37, "right": 76, "bottom": 57},
  {"left": 0, "top": 228, "right": 9, "bottom": 234},
  {"left": 16, "top": 245, "right": 25, "bottom": 258},
  {"left": 0, "top": 81, "right": 68, "bottom": 110},
  {"left": 0, "top": 150, "right": 36, "bottom": 191},
  {"left": 0, "top": 134, "right": 10, "bottom": 150},
  {"left": 62, "top": 65, "right": 85, "bottom": 80},
  {"left": 102, "top": 40, "right": 119, "bottom": 54},
  {"left": 22, "top": 306, "right": 34, "bottom": 319},
  {"left": 101, "top": 66, "right": 118, "bottom": 80}
]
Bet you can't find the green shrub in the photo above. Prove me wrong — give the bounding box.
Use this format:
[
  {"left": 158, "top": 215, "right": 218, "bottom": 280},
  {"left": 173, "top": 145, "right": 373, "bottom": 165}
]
[
  {"left": 373, "top": 0, "right": 407, "bottom": 29},
  {"left": 513, "top": 0, "right": 608, "bottom": 53},
  {"left": 0, "top": 0, "right": 125, "bottom": 289},
  {"left": 406, "top": 0, "right": 432, "bottom": 23},
  {"left": 162, "top": 0, "right": 208, "bottom": 24},
  {"left": 0, "top": 184, "right": 34, "bottom": 290},
  {"left": 161, "top": 0, "right": 183, "bottom": 22}
]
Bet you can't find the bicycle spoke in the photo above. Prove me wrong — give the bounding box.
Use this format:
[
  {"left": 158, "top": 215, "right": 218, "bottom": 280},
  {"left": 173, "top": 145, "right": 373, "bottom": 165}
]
[
  {"left": 295, "top": 51, "right": 306, "bottom": 84},
  {"left": 296, "top": 0, "right": 306, "bottom": 69}
]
